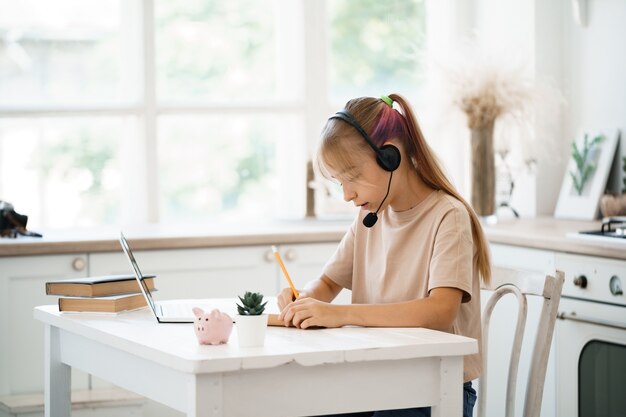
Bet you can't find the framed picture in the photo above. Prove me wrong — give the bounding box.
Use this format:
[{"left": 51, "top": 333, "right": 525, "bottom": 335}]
[{"left": 554, "top": 129, "right": 620, "bottom": 220}]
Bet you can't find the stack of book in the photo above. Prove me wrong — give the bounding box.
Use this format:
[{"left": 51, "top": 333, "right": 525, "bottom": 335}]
[{"left": 45, "top": 274, "right": 156, "bottom": 313}]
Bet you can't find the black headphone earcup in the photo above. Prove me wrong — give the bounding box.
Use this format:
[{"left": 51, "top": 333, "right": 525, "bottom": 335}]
[{"left": 377, "top": 144, "right": 401, "bottom": 172}]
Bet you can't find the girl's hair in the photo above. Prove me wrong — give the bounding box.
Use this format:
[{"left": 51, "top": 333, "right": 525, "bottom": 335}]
[{"left": 317, "top": 94, "right": 491, "bottom": 285}]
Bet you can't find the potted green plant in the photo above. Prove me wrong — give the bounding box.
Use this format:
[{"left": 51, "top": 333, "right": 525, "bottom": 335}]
[{"left": 235, "top": 291, "right": 268, "bottom": 347}]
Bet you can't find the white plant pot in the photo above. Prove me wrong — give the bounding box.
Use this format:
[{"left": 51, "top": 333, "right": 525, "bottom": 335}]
[{"left": 235, "top": 314, "right": 268, "bottom": 347}]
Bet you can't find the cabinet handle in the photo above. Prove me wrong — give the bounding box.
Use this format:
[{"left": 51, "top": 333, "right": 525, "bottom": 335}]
[
  {"left": 573, "top": 275, "right": 588, "bottom": 288},
  {"left": 72, "top": 257, "right": 86, "bottom": 271},
  {"left": 284, "top": 248, "right": 297, "bottom": 262},
  {"left": 263, "top": 249, "right": 274, "bottom": 263}
]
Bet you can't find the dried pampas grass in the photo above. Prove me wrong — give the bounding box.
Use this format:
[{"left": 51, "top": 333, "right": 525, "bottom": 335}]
[
  {"left": 428, "top": 38, "right": 564, "bottom": 174},
  {"left": 439, "top": 41, "right": 537, "bottom": 130}
]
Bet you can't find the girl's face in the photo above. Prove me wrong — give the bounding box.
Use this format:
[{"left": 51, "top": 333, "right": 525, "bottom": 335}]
[{"left": 328, "top": 154, "right": 392, "bottom": 213}]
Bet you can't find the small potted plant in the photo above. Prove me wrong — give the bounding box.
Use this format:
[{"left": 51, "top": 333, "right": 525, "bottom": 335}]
[{"left": 235, "top": 291, "right": 268, "bottom": 347}]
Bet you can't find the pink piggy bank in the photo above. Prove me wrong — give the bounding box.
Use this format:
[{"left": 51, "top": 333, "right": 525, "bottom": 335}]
[{"left": 192, "top": 308, "right": 233, "bottom": 345}]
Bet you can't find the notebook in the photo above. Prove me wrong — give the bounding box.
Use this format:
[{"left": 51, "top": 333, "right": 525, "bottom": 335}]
[{"left": 119, "top": 232, "right": 237, "bottom": 323}]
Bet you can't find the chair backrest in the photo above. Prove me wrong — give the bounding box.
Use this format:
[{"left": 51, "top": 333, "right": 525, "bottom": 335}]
[{"left": 478, "top": 267, "right": 564, "bottom": 417}]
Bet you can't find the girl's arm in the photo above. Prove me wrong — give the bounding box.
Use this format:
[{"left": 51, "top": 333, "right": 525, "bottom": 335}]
[{"left": 280, "top": 286, "right": 463, "bottom": 330}]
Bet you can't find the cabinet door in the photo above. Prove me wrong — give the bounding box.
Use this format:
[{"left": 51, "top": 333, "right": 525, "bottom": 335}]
[
  {"left": 490, "top": 243, "right": 555, "bottom": 273},
  {"left": 0, "top": 254, "right": 90, "bottom": 395},
  {"left": 481, "top": 243, "right": 556, "bottom": 417},
  {"left": 277, "top": 242, "right": 351, "bottom": 304},
  {"left": 89, "top": 246, "right": 277, "bottom": 300}
]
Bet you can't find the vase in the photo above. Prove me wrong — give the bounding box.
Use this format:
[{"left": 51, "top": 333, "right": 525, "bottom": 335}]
[
  {"left": 235, "top": 314, "right": 268, "bottom": 347},
  {"left": 470, "top": 123, "right": 496, "bottom": 219},
  {"left": 600, "top": 193, "right": 626, "bottom": 217}
]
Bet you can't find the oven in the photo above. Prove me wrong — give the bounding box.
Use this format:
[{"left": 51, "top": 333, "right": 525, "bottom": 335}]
[{"left": 555, "top": 252, "right": 626, "bottom": 417}]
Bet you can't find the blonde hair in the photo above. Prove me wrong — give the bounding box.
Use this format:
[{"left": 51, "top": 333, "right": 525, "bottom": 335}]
[{"left": 317, "top": 94, "right": 491, "bottom": 285}]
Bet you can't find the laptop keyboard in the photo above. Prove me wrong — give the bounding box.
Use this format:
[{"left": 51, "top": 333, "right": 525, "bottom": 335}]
[
  {"left": 158, "top": 300, "right": 238, "bottom": 318},
  {"left": 159, "top": 302, "right": 194, "bottom": 318}
]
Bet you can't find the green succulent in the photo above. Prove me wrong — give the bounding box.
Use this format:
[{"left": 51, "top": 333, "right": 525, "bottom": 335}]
[{"left": 236, "top": 291, "right": 267, "bottom": 316}]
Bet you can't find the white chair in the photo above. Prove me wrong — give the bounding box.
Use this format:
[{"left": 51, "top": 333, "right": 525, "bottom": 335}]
[{"left": 478, "top": 267, "right": 565, "bottom": 417}]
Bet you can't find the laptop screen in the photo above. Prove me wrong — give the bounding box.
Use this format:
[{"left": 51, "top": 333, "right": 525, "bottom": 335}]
[{"left": 119, "top": 232, "right": 159, "bottom": 316}]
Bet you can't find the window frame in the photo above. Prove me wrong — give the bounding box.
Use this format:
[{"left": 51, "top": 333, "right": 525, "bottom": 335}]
[{"left": 0, "top": 0, "right": 443, "bottom": 227}]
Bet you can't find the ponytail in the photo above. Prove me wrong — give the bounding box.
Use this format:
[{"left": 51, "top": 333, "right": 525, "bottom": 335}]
[{"left": 390, "top": 94, "right": 492, "bottom": 286}]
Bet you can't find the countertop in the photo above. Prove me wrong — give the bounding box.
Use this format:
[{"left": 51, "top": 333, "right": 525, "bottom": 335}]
[
  {"left": 0, "top": 219, "right": 352, "bottom": 257},
  {"left": 482, "top": 217, "right": 624, "bottom": 259},
  {"left": 1, "top": 216, "right": 624, "bottom": 260}
]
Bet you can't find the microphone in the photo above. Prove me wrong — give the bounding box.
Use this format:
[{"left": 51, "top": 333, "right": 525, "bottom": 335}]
[{"left": 363, "top": 171, "right": 393, "bottom": 228}]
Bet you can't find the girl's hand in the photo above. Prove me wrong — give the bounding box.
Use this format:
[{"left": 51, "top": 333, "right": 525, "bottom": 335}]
[
  {"left": 276, "top": 287, "right": 301, "bottom": 311},
  {"left": 279, "top": 297, "right": 343, "bottom": 329}
]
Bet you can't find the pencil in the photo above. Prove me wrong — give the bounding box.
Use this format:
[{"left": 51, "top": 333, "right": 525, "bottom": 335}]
[{"left": 272, "top": 245, "right": 300, "bottom": 299}]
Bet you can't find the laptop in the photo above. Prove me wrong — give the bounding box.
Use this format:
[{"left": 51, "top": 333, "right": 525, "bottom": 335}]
[{"left": 119, "top": 232, "right": 237, "bottom": 323}]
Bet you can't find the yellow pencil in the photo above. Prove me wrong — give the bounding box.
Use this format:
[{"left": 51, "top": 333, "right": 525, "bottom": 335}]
[{"left": 272, "top": 245, "right": 299, "bottom": 299}]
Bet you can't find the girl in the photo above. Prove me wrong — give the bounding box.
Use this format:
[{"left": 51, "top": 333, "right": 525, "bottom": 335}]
[{"left": 277, "top": 94, "right": 491, "bottom": 417}]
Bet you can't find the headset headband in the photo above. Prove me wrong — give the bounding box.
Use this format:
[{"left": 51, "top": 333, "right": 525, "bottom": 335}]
[
  {"left": 329, "top": 110, "right": 380, "bottom": 156},
  {"left": 328, "top": 109, "right": 401, "bottom": 172}
]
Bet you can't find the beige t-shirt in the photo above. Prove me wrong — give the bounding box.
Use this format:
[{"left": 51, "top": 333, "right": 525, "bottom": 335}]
[{"left": 323, "top": 190, "right": 482, "bottom": 382}]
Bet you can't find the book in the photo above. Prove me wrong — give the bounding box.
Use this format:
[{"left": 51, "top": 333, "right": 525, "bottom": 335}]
[
  {"left": 46, "top": 274, "right": 156, "bottom": 297},
  {"left": 267, "top": 313, "right": 285, "bottom": 327},
  {"left": 58, "top": 293, "right": 148, "bottom": 313}
]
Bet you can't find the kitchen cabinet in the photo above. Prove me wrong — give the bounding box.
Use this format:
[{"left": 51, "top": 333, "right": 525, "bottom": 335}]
[
  {"left": 483, "top": 243, "right": 557, "bottom": 417},
  {"left": 0, "top": 254, "right": 91, "bottom": 396}
]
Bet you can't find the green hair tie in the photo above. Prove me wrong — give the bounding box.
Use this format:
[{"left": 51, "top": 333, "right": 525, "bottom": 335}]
[{"left": 380, "top": 95, "right": 393, "bottom": 107}]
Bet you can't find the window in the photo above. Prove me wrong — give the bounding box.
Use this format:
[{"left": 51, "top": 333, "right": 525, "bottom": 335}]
[
  {"left": 158, "top": 114, "right": 301, "bottom": 223},
  {"left": 328, "top": 0, "right": 426, "bottom": 103},
  {"left": 155, "top": 0, "right": 301, "bottom": 103},
  {"left": 0, "top": 0, "right": 428, "bottom": 229},
  {"left": 0, "top": 0, "right": 140, "bottom": 229},
  {"left": 0, "top": 0, "right": 140, "bottom": 107},
  {"left": 0, "top": 116, "right": 133, "bottom": 227}
]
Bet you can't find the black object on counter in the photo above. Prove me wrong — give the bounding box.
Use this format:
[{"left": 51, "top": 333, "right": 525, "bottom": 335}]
[{"left": 0, "top": 200, "right": 42, "bottom": 238}]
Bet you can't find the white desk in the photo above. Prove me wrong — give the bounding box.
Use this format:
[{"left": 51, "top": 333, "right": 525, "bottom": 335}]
[{"left": 34, "top": 305, "right": 477, "bottom": 417}]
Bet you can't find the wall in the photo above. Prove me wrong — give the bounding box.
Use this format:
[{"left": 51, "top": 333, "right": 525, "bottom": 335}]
[
  {"left": 562, "top": 0, "right": 626, "bottom": 194},
  {"left": 468, "top": 0, "right": 625, "bottom": 216},
  {"left": 423, "top": 0, "right": 559, "bottom": 217}
]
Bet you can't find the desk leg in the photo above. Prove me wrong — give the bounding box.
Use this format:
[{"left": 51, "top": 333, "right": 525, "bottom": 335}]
[
  {"left": 44, "top": 325, "right": 71, "bottom": 417},
  {"left": 432, "top": 356, "right": 463, "bottom": 417},
  {"left": 187, "top": 374, "right": 223, "bottom": 417}
]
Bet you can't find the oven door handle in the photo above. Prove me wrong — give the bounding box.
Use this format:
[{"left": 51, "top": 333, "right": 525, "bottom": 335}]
[{"left": 557, "top": 311, "right": 626, "bottom": 330}]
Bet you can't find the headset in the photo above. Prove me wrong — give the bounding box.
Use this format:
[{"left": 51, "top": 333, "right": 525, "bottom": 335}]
[
  {"left": 328, "top": 106, "right": 401, "bottom": 227},
  {"left": 328, "top": 110, "right": 401, "bottom": 172}
]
